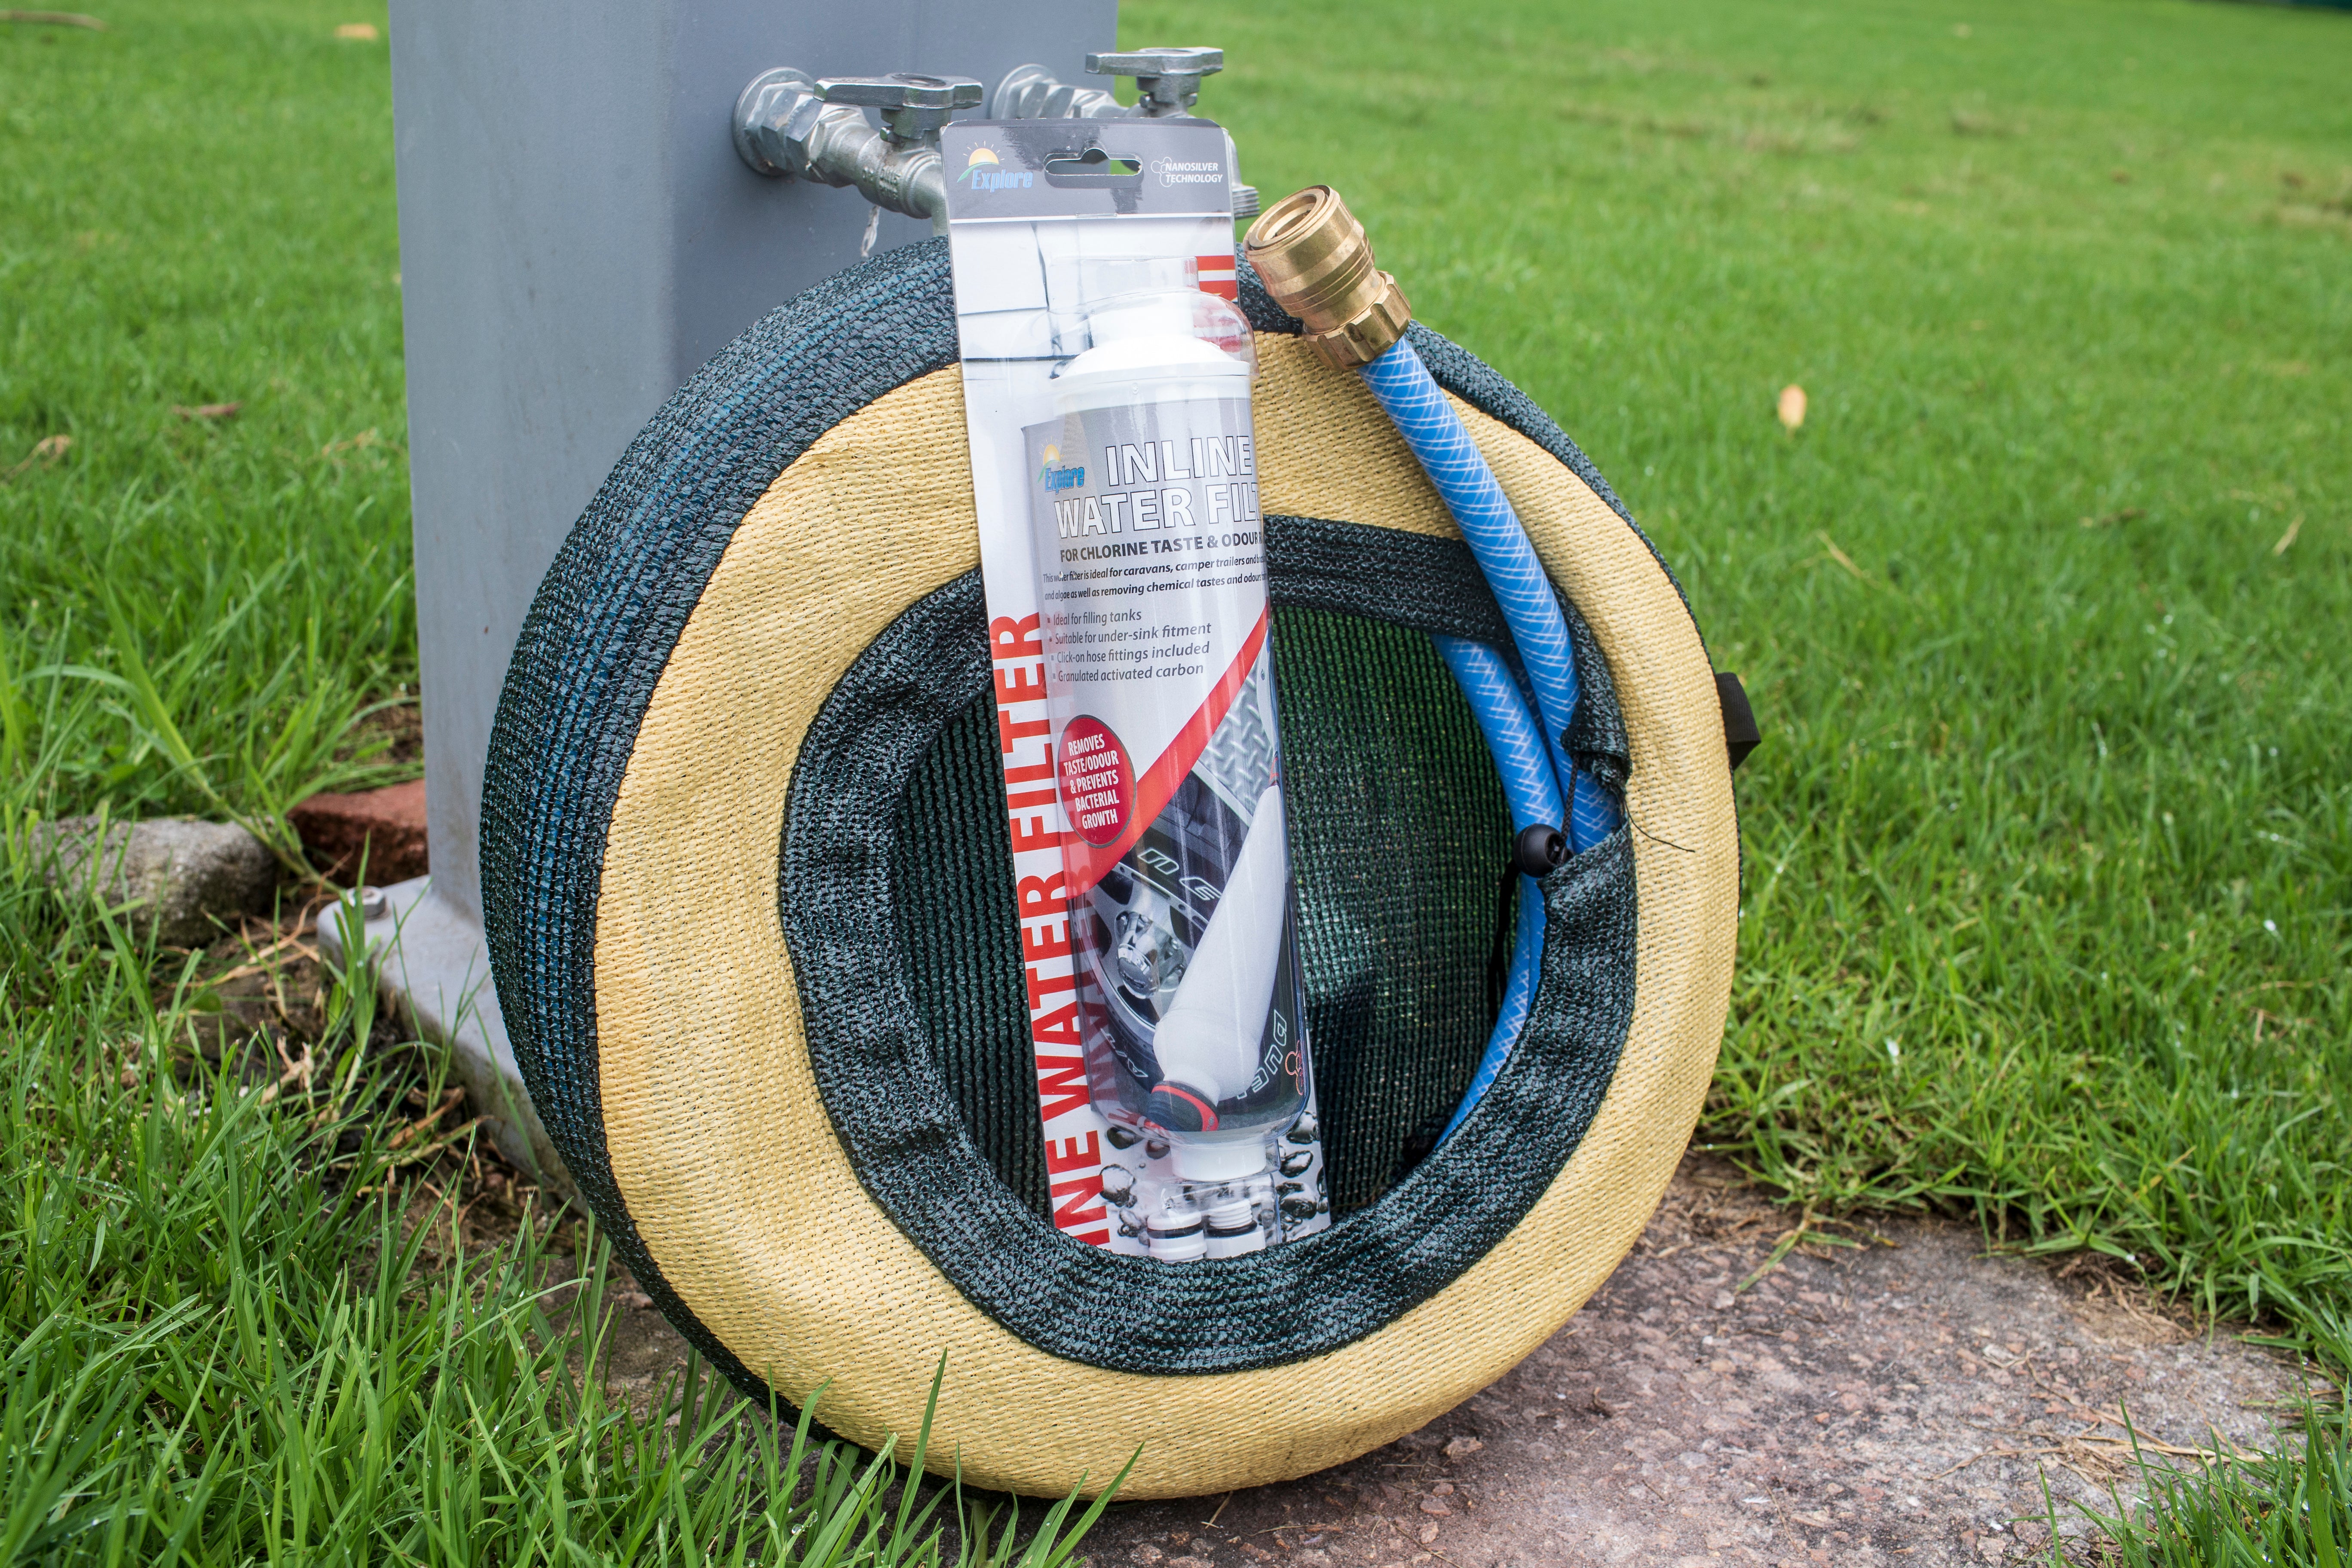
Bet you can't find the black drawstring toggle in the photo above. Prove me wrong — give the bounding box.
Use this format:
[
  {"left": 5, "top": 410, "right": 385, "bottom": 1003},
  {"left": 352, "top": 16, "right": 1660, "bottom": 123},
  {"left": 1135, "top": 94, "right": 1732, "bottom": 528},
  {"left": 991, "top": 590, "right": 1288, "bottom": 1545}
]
[
  {"left": 1488, "top": 824, "right": 1567, "bottom": 1022},
  {"left": 1511, "top": 824, "right": 1568, "bottom": 876}
]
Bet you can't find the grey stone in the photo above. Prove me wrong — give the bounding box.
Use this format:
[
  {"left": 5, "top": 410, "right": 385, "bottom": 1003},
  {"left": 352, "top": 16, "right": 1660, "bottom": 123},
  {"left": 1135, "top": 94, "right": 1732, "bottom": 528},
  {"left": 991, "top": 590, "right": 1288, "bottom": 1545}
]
[{"left": 32, "top": 816, "right": 277, "bottom": 945}]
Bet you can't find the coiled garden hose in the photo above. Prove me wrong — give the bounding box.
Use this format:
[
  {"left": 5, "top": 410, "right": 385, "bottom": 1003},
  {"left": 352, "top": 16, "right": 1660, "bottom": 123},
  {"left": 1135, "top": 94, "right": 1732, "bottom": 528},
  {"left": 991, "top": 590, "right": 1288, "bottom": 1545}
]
[
  {"left": 1245, "top": 186, "right": 1624, "bottom": 1139},
  {"left": 1360, "top": 343, "right": 1615, "bottom": 848},
  {"left": 1431, "top": 636, "right": 1558, "bottom": 1139}
]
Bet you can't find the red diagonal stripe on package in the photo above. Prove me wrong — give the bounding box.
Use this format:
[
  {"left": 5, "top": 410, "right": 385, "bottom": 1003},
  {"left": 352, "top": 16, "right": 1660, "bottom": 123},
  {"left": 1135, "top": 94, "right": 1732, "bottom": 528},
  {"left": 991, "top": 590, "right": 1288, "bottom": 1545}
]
[{"left": 1061, "top": 606, "right": 1270, "bottom": 897}]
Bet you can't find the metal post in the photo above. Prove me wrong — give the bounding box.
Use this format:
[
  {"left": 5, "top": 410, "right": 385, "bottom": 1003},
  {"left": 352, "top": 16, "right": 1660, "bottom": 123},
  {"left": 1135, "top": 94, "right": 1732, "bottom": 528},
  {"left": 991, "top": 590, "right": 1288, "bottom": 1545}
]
[{"left": 333, "top": 0, "right": 1116, "bottom": 1191}]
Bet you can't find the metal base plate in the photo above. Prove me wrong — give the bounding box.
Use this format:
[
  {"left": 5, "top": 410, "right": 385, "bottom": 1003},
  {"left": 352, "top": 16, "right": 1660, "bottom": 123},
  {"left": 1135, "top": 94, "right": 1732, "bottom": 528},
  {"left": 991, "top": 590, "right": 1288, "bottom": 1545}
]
[{"left": 316, "top": 878, "right": 573, "bottom": 1200}]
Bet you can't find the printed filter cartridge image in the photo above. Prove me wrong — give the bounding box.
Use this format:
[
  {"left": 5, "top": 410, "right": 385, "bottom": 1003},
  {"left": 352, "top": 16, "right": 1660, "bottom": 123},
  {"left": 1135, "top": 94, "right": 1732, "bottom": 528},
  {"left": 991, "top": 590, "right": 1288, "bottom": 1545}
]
[{"left": 1024, "top": 263, "right": 1325, "bottom": 1251}]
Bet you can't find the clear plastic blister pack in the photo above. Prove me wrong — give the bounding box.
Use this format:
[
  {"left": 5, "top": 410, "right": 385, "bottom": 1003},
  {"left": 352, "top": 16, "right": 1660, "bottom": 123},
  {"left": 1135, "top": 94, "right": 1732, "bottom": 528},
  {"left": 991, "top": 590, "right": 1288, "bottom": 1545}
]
[{"left": 943, "top": 118, "right": 1330, "bottom": 1259}]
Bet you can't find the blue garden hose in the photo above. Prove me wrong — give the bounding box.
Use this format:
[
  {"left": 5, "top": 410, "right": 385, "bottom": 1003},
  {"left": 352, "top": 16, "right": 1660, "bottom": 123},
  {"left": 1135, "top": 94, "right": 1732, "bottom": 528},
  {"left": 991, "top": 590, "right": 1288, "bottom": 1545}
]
[
  {"left": 1363, "top": 342, "right": 1624, "bottom": 1139},
  {"left": 1431, "top": 637, "right": 1559, "bottom": 1139},
  {"left": 1361, "top": 342, "right": 1614, "bottom": 846},
  {"left": 1243, "top": 184, "right": 1626, "bottom": 1141}
]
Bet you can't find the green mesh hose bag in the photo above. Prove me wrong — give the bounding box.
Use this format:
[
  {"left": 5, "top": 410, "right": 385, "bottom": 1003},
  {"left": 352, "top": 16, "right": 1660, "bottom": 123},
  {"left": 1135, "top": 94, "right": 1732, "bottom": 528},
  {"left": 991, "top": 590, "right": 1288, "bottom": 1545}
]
[{"left": 480, "top": 240, "right": 1740, "bottom": 1499}]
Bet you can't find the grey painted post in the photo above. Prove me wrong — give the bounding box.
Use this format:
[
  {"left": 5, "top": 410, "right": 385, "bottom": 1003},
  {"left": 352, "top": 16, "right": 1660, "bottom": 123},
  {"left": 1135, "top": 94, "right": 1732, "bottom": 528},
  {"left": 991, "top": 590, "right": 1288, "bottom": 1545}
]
[{"left": 328, "top": 0, "right": 1117, "bottom": 1189}]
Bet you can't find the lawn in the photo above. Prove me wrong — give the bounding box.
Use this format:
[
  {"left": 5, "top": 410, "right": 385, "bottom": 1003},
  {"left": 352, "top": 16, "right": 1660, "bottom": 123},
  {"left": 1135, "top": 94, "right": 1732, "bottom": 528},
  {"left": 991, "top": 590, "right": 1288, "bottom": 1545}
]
[
  {"left": 3, "top": 0, "right": 2348, "bottom": 1559},
  {"left": 1172, "top": 0, "right": 2352, "bottom": 1360}
]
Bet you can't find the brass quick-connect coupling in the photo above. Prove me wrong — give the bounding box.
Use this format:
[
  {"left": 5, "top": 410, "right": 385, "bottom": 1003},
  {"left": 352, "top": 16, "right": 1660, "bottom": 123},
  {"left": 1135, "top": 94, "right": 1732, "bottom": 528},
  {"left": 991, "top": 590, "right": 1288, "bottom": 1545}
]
[{"left": 1243, "top": 187, "right": 1413, "bottom": 370}]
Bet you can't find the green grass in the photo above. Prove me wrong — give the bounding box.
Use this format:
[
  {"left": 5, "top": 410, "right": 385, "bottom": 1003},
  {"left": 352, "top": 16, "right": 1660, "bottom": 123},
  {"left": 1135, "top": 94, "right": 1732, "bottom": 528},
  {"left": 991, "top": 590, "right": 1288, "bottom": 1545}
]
[
  {"left": 0, "top": 886, "right": 1122, "bottom": 1560},
  {"left": 2041, "top": 1397, "right": 2352, "bottom": 1566},
  {"left": 1177, "top": 0, "right": 2352, "bottom": 1553},
  {"left": 1145, "top": 0, "right": 2352, "bottom": 1361},
  {"left": 0, "top": 0, "right": 415, "bottom": 844},
  {"left": 3, "top": 0, "right": 2350, "bottom": 1558},
  {"left": 0, "top": 5, "right": 1128, "bottom": 1559}
]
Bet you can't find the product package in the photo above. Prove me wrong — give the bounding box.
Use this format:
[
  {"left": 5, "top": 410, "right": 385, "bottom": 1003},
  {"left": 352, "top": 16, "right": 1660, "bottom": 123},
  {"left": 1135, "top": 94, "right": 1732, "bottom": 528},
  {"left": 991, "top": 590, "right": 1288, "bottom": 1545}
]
[{"left": 942, "top": 118, "right": 1329, "bottom": 1260}]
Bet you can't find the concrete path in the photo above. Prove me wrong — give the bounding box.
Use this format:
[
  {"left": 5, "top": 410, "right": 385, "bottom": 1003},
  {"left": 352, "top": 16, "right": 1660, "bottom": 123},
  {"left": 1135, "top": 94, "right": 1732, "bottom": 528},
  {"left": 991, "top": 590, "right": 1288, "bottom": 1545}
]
[{"left": 1060, "top": 1158, "right": 2316, "bottom": 1568}]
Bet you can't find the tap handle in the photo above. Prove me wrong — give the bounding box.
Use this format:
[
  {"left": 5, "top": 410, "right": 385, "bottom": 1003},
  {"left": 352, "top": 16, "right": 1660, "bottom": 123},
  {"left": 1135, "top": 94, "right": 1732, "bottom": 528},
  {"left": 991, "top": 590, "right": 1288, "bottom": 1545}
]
[
  {"left": 1084, "top": 46, "right": 1223, "bottom": 116},
  {"left": 817, "top": 72, "right": 984, "bottom": 141},
  {"left": 815, "top": 73, "right": 984, "bottom": 111},
  {"left": 1084, "top": 47, "right": 1223, "bottom": 80}
]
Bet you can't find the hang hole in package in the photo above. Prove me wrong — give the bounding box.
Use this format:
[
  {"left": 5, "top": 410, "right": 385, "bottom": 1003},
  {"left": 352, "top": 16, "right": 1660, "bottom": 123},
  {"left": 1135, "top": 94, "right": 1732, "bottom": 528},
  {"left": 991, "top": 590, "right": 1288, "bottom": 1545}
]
[{"left": 944, "top": 119, "right": 1330, "bottom": 1261}]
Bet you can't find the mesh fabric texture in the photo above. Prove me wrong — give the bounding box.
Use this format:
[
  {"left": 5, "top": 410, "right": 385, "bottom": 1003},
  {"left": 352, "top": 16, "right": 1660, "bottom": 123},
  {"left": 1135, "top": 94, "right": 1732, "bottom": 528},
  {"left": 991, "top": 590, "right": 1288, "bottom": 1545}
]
[
  {"left": 793, "top": 546, "right": 1635, "bottom": 1375},
  {"left": 483, "top": 236, "right": 1678, "bottom": 1403},
  {"left": 896, "top": 517, "right": 1631, "bottom": 1221}
]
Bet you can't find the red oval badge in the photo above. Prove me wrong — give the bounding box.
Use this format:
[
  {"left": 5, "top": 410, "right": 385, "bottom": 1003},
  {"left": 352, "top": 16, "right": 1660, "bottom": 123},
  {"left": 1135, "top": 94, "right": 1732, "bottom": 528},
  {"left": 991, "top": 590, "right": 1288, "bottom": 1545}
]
[{"left": 1056, "top": 715, "right": 1134, "bottom": 848}]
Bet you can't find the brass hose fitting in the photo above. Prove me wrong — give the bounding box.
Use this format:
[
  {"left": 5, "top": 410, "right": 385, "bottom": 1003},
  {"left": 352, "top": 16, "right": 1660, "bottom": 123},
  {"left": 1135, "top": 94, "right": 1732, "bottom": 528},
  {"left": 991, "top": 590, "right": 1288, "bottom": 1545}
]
[{"left": 1243, "top": 186, "right": 1412, "bottom": 369}]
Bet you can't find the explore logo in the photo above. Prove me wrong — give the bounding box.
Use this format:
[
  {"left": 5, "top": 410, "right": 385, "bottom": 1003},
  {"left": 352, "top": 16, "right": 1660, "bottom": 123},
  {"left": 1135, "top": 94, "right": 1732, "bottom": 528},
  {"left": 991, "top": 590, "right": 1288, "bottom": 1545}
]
[
  {"left": 955, "top": 144, "right": 1035, "bottom": 192},
  {"left": 1038, "top": 444, "right": 1085, "bottom": 494}
]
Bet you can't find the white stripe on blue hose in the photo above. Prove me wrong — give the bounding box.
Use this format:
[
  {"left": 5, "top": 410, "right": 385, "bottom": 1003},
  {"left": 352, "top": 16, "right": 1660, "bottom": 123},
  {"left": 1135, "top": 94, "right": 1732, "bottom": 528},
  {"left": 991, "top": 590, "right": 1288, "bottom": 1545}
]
[{"left": 1365, "top": 340, "right": 1623, "bottom": 1139}]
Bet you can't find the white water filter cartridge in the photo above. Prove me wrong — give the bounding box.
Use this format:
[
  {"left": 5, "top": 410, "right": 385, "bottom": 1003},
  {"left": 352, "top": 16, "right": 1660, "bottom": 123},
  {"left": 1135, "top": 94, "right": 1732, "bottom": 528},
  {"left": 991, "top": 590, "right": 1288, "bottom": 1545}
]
[
  {"left": 1145, "top": 784, "right": 1291, "bottom": 1143},
  {"left": 1024, "top": 264, "right": 1314, "bottom": 1249}
]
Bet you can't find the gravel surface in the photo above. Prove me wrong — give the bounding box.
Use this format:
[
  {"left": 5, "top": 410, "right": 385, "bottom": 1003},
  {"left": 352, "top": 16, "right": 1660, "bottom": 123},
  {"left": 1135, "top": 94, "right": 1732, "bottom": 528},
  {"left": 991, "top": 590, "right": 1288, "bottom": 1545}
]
[
  {"left": 587, "top": 1155, "right": 2325, "bottom": 1566},
  {"left": 1068, "top": 1157, "right": 2324, "bottom": 1568}
]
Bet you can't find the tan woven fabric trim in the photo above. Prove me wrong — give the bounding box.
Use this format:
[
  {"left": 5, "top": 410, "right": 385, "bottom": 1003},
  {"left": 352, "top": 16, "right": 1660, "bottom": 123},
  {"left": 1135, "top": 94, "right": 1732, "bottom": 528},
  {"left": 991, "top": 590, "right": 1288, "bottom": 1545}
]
[{"left": 593, "top": 340, "right": 1736, "bottom": 1499}]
